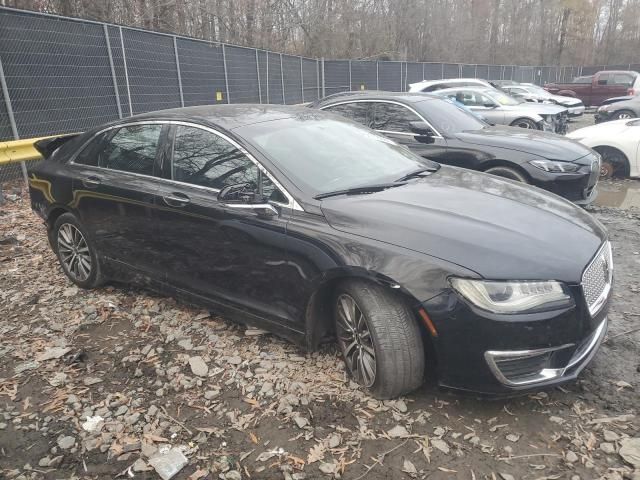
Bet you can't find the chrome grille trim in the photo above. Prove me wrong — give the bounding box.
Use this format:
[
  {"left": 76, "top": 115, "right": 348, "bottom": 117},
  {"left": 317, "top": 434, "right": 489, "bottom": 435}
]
[{"left": 581, "top": 241, "right": 613, "bottom": 317}]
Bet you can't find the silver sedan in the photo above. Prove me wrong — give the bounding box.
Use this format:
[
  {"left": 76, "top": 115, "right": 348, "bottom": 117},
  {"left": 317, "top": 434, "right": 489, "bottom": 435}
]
[{"left": 436, "top": 87, "right": 569, "bottom": 133}]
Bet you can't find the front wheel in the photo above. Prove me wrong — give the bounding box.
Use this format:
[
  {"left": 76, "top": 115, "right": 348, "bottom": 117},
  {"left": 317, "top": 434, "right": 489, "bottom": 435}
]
[
  {"left": 334, "top": 280, "right": 425, "bottom": 399},
  {"left": 510, "top": 118, "right": 539, "bottom": 130},
  {"left": 484, "top": 166, "right": 529, "bottom": 183},
  {"left": 53, "top": 213, "right": 105, "bottom": 289},
  {"left": 595, "top": 147, "right": 630, "bottom": 179},
  {"left": 614, "top": 110, "right": 636, "bottom": 120}
]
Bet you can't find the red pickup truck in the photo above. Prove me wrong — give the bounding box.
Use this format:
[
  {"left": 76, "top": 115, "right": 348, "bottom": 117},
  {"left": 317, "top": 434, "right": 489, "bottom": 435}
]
[{"left": 544, "top": 70, "right": 640, "bottom": 106}]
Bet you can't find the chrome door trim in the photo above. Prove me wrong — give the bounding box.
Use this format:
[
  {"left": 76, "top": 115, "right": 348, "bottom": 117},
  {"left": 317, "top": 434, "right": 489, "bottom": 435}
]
[
  {"left": 319, "top": 99, "right": 444, "bottom": 138},
  {"left": 68, "top": 120, "right": 304, "bottom": 212}
]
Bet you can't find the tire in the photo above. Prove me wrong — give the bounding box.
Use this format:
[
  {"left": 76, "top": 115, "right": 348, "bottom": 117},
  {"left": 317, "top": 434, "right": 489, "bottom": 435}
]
[
  {"left": 510, "top": 118, "right": 539, "bottom": 129},
  {"left": 334, "top": 279, "right": 425, "bottom": 399},
  {"left": 53, "top": 213, "right": 105, "bottom": 289},
  {"left": 614, "top": 110, "right": 636, "bottom": 120},
  {"left": 594, "top": 147, "right": 630, "bottom": 179},
  {"left": 484, "top": 166, "right": 529, "bottom": 183}
]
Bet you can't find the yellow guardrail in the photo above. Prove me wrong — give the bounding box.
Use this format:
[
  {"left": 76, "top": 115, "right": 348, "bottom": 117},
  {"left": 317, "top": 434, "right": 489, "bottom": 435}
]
[{"left": 0, "top": 135, "right": 61, "bottom": 166}]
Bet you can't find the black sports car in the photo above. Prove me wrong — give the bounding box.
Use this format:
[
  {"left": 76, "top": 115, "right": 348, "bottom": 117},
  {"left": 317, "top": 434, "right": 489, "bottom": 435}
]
[
  {"left": 312, "top": 92, "right": 600, "bottom": 204},
  {"left": 28, "top": 105, "right": 611, "bottom": 398},
  {"left": 595, "top": 96, "right": 640, "bottom": 123}
]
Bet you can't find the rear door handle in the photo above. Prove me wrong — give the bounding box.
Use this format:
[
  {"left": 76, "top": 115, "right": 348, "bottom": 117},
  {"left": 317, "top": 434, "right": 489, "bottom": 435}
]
[
  {"left": 162, "top": 192, "right": 190, "bottom": 207},
  {"left": 82, "top": 176, "right": 101, "bottom": 188}
]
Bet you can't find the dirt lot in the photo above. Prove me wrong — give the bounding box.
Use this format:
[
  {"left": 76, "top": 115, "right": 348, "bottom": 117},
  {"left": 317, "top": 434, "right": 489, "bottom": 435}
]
[{"left": 1, "top": 171, "right": 639, "bottom": 479}]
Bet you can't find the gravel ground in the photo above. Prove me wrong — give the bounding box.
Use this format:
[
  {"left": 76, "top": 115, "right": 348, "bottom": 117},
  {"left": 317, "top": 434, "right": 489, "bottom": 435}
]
[{"left": 0, "top": 179, "right": 639, "bottom": 480}]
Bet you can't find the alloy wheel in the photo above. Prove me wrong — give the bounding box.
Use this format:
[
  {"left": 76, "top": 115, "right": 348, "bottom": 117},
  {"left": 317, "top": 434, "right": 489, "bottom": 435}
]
[
  {"left": 600, "top": 162, "right": 615, "bottom": 179},
  {"left": 617, "top": 112, "right": 632, "bottom": 119},
  {"left": 57, "top": 223, "right": 92, "bottom": 281},
  {"left": 336, "top": 294, "right": 377, "bottom": 387},
  {"left": 514, "top": 120, "right": 536, "bottom": 129}
]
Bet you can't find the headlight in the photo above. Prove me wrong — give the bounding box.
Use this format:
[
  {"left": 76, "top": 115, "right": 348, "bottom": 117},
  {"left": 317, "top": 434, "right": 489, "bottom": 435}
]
[
  {"left": 450, "top": 278, "right": 572, "bottom": 314},
  {"left": 530, "top": 159, "right": 580, "bottom": 172}
]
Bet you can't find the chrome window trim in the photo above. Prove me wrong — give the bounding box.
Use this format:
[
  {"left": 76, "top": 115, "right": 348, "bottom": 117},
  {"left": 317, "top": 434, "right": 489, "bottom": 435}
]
[
  {"left": 582, "top": 241, "right": 613, "bottom": 317},
  {"left": 319, "top": 99, "right": 444, "bottom": 138},
  {"left": 69, "top": 120, "right": 303, "bottom": 212}
]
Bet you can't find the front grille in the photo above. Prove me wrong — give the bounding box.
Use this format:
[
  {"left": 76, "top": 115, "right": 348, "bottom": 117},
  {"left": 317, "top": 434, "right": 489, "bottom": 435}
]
[{"left": 582, "top": 242, "right": 613, "bottom": 316}]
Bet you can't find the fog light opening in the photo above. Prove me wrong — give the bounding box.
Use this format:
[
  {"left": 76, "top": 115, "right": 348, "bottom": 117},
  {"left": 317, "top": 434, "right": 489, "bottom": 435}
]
[{"left": 418, "top": 308, "right": 438, "bottom": 337}]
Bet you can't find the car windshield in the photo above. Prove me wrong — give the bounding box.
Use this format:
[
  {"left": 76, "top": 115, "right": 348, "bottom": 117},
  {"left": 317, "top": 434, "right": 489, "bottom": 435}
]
[
  {"left": 416, "top": 98, "right": 487, "bottom": 134},
  {"left": 239, "top": 114, "right": 437, "bottom": 195},
  {"left": 486, "top": 91, "right": 522, "bottom": 105}
]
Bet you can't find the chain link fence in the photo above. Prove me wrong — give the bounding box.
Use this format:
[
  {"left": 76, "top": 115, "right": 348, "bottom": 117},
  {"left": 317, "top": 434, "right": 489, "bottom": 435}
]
[{"left": 1, "top": 5, "right": 639, "bottom": 195}]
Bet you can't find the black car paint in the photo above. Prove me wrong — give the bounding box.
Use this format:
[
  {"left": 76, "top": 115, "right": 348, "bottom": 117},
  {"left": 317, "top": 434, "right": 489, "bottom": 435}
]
[
  {"left": 28, "top": 105, "right": 609, "bottom": 395},
  {"left": 314, "top": 93, "right": 599, "bottom": 204}
]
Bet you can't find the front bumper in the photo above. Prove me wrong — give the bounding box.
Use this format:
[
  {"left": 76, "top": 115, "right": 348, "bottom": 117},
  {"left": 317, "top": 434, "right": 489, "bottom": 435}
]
[
  {"left": 595, "top": 111, "right": 614, "bottom": 123},
  {"left": 523, "top": 159, "right": 599, "bottom": 205},
  {"left": 567, "top": 105, "right": 585, "bottom": 117},
  {"left": 423, "top": 283, "right": 611, "bottom": 395}
]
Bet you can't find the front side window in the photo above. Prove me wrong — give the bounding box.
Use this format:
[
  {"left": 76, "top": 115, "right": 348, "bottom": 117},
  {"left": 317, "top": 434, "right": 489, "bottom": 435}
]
[
  {"left": 74, "top": 131, "right": 111, "bottom": 167},
  {"left": 102, "top": 124, "right": 162, "bottom": 175},
  {"left": 597, "top": 74, "right": 610, "bottom": 85},
  {"left": 613, "top": 74, "right": 634, "bottom": 86},
  {"left": 324, "top": 102, "right": 373, "bottom": 127},
  {"left": 172, "top": 126, "right": 259, "bottom": 190},
  {"left": 371, "top": 103, "right": 423, "bottom": 133}
]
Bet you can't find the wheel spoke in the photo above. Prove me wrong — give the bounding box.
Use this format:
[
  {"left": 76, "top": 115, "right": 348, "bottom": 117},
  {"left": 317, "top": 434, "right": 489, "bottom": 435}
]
[
  {"left": 360, "top": 350, "right": 376, "bottom": 385},
  {"left": 57, "top": 223, "right": 92, "bottom": 281}
]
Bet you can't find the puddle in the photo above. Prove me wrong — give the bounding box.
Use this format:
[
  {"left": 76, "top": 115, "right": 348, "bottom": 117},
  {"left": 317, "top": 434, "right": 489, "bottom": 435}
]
[{"left": 595, "top": 180, "right": 640, "bottom": 209}]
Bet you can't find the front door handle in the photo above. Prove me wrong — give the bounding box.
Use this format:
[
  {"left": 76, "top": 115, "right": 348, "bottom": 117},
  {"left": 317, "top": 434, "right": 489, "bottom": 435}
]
[
  {"left": 82, "top": 176, "right": 102, "bottom": 188},
  {"left": 162, "top": 192, "right": 190, "bottom": 207}
]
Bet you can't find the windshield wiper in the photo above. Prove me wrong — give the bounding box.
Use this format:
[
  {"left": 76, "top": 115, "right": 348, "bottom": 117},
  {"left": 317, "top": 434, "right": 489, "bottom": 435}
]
[
  {"left": 314, "top": 182, "right": 406, "bottom": 200},
  {"left": 395, "top": 166, "right": 439, "bottom": 182}
]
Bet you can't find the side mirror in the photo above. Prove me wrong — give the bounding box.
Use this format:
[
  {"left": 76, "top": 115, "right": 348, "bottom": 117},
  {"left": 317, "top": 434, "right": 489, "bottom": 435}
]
[
  {"left": 483, "top": 102, "right": 497, "bottom": 108},
  {"left": 409, "top": 121, "right": 436, "bottom": 144}
]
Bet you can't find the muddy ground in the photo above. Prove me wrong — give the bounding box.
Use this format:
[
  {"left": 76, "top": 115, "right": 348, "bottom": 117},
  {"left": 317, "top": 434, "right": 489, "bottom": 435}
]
[{"left": 1, "top": 174, "right": 639, "bottom": 479}]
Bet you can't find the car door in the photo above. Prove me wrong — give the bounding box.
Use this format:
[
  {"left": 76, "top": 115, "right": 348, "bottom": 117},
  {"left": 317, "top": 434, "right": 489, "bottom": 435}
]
[
  {"left": 68, "top": 123, "right": 170, "bottom": 279},
  {"left": 152, "top": 123, "right": 297, "bottom": 327},
  {"left": 368, "top": 101, "right": 450, "bottom": 160}
]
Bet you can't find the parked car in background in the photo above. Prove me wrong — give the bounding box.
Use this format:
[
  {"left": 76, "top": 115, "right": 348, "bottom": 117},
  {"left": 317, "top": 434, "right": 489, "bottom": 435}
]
[
  {"left": 409, "top": 78, "right": 493, "bottom": 93},
  {"left": 567, "top": 119, "right": 640, "bottom": 178},
  {"left": 313, "top": 92, "right": 599, "bottom": 204},
  {"left": 600, "top": 95, "right": 635, "bottom": 107},
  {"left": 28, "top": 104, "right": 611, "bottom": 398},
  {"left": 502, "top": 83, "right": 585, "bottom": 116},
  {"left": 544, "top": 70, "right": 640, "bottom": 106},
  {"left": 595, "top": 96, "right": 640, "bottom": 123},
  {"left": 489, "top": 80, "right": 520, "bottom": 88},
  {"left": 434, "top": 87, "right": 569, "bottom": 133}
]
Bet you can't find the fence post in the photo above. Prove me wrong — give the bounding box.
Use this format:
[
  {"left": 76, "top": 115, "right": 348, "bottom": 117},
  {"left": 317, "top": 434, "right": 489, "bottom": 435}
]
[
  {"left": 119, "top": 27, "right": 133, "bottom": 116},
  {"left": 441, "top": 63, "right": 444, "bottom": 79},
  {"left": 103, "top": 25, "right": 122, "bottom": 119},
  {"left": 316, "top": 59, "right": 320, "bottom": 99},
  {"left": 255, "top": 50, "right": 262, "bottom": 104},
  {"left": 300, "top": 57, "right": 305, "bottom": 102},
  {"left": 349, "top": 60, "right": 352, "bottom": 91},
  {"left": 422, "top": 62, "right": 425, "bottom": 81},
  {"left": 399, "top": 62, "right": 403, "bottom": 91},
  {"left": 474, "top": 64, "right": 478, "bottom": 78},
  {"left": 376, "top": 61, "right": 379, "bottom": 89},
  {"left": 222, "top": 44, "right": 231, "bottom": 104},
  {"left": 280, "top": 53, "right": 285, "bottom": 104},
  {"left": 266, "top": 53, "right": 270, "bottom": 103},
  {"left": 0, "top": 52, "right": 27, "bottom": 187},
  {"left": 173, "top": 36, "right": 185, "bottom": 107},
  {"left": 321, "top": 58, "right": 326, "bottom": 98}
]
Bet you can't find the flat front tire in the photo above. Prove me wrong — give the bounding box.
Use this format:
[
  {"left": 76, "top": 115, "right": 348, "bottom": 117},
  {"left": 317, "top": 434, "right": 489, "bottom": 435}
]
[
  {"left": 510, "top": 118, "right": 539, "bottom": 129},
  {"left": 53, "top": 213, "right": 104, "bottom": 289},
  {"left": 335, "top": 279, "right": 425, "bottom": 399}
]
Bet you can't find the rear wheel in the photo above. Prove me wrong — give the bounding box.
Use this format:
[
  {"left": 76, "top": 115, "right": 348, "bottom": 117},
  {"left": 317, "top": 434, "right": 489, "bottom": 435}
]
[
  {"left": 334, "top": 279, "right": 425, "bottom": 399},
  {"left": 53, "top": 213, "right": 104, "bottom": 289},
  {"left": 594, "top": 147, "right": 630, "bottom": 179},
  {"left": 614, "top": 110, "right": 636, "bottom": 120},
  {"left": 510, "top": 118, "right": 539, "bottom": 130},
  {"left": 484, "top": 166, "right": 529, "bottom": 183}
]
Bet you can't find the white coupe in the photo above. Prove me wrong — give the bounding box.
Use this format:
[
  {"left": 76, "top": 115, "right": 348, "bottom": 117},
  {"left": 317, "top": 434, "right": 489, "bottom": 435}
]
[{"left": 567, "top": 119, "right": 640, "bottom": 178}]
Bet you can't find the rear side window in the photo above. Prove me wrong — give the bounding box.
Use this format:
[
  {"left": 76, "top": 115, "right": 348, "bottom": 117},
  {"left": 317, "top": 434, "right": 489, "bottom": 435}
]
[
  {"left": 371, "top": 103, "right": 422, "bottom": 133},
  {"left": 597, "top": 74, "right": 610, "bottom": 85},
  {"left": 323, "top": 102, "right": 373, "bottom": 127},
  {"left": 172, "top": 126, "right": 259, "bottom": 190},
  {"left": 102, "top": 124, "right": 162, "bottom": 175},
  {"left": 74, "top": 132, "right": 111, "bottom": 167},
  {"left": 424, "top": 83, "right": 449, "bottom": 92}
]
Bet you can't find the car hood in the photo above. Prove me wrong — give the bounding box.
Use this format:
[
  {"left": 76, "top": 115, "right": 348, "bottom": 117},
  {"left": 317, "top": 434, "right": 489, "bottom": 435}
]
[
  {"left": 503, "top": 103, "right": 568, "bottom": 115},
  {"left": 567, "top": 119, "right": 639, "bottom": 139},
  {"left": 549, "top": 94, "right": 583, "bottom": 106},
  {"left": 321, "top": 166, "right": 606, "bottom": 283},
  {"left": 454, "top": 126, "right": 593, "bottom": 161}
]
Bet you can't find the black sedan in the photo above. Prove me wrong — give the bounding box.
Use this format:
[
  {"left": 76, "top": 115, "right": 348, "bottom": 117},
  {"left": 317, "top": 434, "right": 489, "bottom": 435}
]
[
  {"left": 312, "top": 92, "right": 600, "bottom": 204},
  {"left": 28, "top": 105, "right": 611, "bottom": 398},
  {"left": 595, "top": 96, "right": 640, "bottom": 123}
]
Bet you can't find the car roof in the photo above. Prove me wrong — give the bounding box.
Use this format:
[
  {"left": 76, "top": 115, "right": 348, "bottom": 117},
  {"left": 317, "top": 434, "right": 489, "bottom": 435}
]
[
  {"left": 115, "top": 104, "right": 315, "bottom": 130},
  {"left": 412, "top": 77, "right": 490, "bottom": 86},
  {"left": 314, "top": 90, "right": 441, "bottom": 106},
  {"left": 435, "top": 86, "right": 495, "bottom": 94}
]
